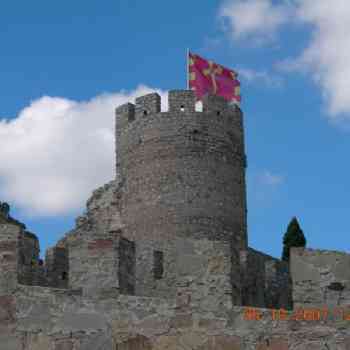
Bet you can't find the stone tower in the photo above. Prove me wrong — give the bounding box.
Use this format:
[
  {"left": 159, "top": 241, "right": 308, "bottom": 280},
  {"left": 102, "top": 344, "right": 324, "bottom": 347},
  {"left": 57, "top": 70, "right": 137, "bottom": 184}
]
[{"left": 115, "top": 90, "right": 248, "bottom": 305}]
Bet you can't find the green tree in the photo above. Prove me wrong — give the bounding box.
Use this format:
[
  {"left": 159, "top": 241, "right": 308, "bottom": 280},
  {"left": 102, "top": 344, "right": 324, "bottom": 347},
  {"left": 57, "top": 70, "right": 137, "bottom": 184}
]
[{"left": 282, "top": 217, "right": 306, "bottom": 261}]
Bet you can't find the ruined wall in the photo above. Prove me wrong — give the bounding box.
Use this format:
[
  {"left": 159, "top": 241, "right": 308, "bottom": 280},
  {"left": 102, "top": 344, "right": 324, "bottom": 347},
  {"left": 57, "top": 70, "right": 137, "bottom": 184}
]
[
  {"left": 0, "top": 202, "right": 25, "bottom": 229},
  {"left": 290, "top": 247, "right": 350, "bottom": 308},
  {"left": 0, "top": 207, "right": 51, "bottom": 289},
  {"left": 265, "top": 257, "right": 292, "bottom": 309},
  {"left": 0, "top": 224, "right": 19, "bottom": 295},
  {"left": 45, "top": 246, "right": 69, "bottom": 288},
  {"left": 60, "top": 180, "right": 124, "bottom": 295},
  {"left": 240, "top": 248, "right": 292, "bottom": 309},
  {"left": 17, "top": 230, "right": 41, "bottom": 286}
]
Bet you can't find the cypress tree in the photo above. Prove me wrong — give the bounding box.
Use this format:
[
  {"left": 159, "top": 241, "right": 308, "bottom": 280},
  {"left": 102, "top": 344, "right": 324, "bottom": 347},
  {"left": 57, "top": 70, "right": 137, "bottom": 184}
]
[{"left": 282, "top": 217, "right": 306, "bottom": 261}]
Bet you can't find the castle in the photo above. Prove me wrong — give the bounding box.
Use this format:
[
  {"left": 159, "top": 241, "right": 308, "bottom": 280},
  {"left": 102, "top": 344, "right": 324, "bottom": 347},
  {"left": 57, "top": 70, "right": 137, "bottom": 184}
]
[{"left": 0, "top": 90, "right": 350, "bottom": 349}]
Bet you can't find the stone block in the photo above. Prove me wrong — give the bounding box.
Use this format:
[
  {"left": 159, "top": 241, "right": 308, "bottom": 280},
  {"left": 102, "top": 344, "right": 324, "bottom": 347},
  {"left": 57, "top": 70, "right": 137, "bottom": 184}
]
[
  {"left": 87, "top": 239, "right": 113, "bottom": 250},
  {"left": 0, "top": 335, "right": 22, "bottom": 350},
  {"left": 0, "top": 241, "right": 16, "bottom": 251},
  {"left": 116, "top": 335, "right": 152, "bottom": 350},
  {"left": 256, "top": 338, "right": 288, "bottom": 350},
  {"left": 169, "top": 313, "right": 193, "bottom": 328},
  {"left": 54, "top": 312, "right": 107, "bottom": 333},
  {"left": 290, "top": 254, "right": 320, "bottom": 283},
  {"left": 0, "top": 296, "right": 15, "bottom": 324},
  {"left": 198, "top": 317, "right": 227, "bottom": 330},
  {"left": 17, "top": 302, "right": 52, "bottom": 332},
  {"left": 198, "top": 335, "right": 241, "bottom": 350},
  {"left": 26, "top": 333, "right": 51, "bottom": 350},
  {"left": 136, "top": 314, "right": 170, "bottom": 335},
  {"left": 179, "top": 332, "right": 208, "bottom": 349},
  {"left": 54, "top": 339, "right": 74, "bottom": 350},
  {"left": 79, "top": 333, "right": 113, "bottom": 350}
]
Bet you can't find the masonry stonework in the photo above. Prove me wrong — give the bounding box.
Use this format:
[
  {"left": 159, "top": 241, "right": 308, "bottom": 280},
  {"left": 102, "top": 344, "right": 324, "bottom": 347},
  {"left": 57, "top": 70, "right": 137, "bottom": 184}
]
[{"left": 0, "top": 90, "right": 349, "bottom": 348}]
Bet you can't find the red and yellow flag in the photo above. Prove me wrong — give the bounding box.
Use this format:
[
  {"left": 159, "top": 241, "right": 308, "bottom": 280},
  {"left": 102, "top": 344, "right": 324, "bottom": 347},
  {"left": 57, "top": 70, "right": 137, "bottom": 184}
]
[{"left": 189, "top": 52, "right": 241, "bottom": 104}]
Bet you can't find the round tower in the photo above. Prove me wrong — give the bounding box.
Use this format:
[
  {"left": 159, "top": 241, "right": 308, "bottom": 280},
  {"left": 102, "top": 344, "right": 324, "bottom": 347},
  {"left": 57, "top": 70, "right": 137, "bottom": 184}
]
[{"left": 115, "top": 90, "right": 248, "bottom": 297}]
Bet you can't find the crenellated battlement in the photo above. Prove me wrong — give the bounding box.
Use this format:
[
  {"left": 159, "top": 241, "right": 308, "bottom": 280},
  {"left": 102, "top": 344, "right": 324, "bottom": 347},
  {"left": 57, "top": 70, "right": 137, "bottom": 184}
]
[
  {"left": 135, "top": 92, "right": 161, "bottom": 117},
  {"left": 168, "top": 90, "right": 196, "bottom": 112},
  {"left": 115, "top": 90, "right": 242, "bottom": 126}
]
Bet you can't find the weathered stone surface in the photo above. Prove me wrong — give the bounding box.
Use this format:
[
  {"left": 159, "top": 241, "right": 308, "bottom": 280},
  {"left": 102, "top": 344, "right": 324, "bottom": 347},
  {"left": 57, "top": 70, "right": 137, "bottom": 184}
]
[
  {"left": 152, "top": 335, "right": 179, "bottom": 350},
  {"left": 291, "top": 248, "right": 350, "bottom": 307},
  {"left": 199, "top": 335, "right": 242, "bottom": 350},
  {"left": 54, "top": 339, "right": 74, "bottom": 350},
  {"left": 0, "top": 335, "right": 22, "bottom": 350},
  {"left": 169, "top": 313, "right": 193, "bottom": 328},
  {"left": 178, "top": 332, "right": 208, "bottom": 349},
  {"left": 256, "top": 338, "right": 288, "bottom": 350},
  {"left": 79, "top": 333, "right": 113, "bottom": 350},
  {"left": 88, "top": 239, "right": 113, "bottom": 251},
  {"left": 117, "top": 335, "right": 152, "bottom": 350},
  {"left": 0, "top": 295, "right": 15, "bottom": 324},
  {"left": 54, "top": 312, "right": 108, "bottom": 333},
  {"left": 25, "top": 333, "right": 51, "bottom": 350}
]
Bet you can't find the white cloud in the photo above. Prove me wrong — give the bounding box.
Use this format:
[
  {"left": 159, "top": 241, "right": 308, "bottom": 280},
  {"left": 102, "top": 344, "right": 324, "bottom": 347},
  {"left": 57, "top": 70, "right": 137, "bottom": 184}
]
[
  {"left": 219, "top": 0, "right": 291, "bottom": 43},
  {"left": 259, "top": 170, "right": 284, "bottom": 186},
  {"left": 291, "top": 1, "right": 350, "bottom": 118},
  {"left": 0, "top": 85, "right": 167, "bottom": 217},
  {"left": 238, "top": 68, "right": 283, "bottom": 87},
  {"left": 220, "top": 0, "right": 350, "bottom": 119},
  {"left": 248, "top": 169, "right": 285, "bottom": 207}
]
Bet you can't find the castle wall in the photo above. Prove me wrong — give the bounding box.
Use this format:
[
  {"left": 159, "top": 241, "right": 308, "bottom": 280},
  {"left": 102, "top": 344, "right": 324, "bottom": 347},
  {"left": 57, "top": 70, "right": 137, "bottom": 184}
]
[
  {"left": 17, "top": 230, "right": 40, "bottom": 286},
  {"left": 290, "top": 247, "right": 350, "bottom": 308},
  {"left": 45, "top": 246, "right": 69, "bottom": 288},
  {"left": 64, "top": 181, "right": 125, "bottom": 295},
  {"left": 11, "top": 284, "right": 350, "bottom": 349},
  {"left": 265, "top": 257, "right": 292, "bottom": 309},
  {"left": 0, "top": 224, "right": 19, "bottom": 295},
  {"left": 240, "top": 248, "right": 292, "bottom": 309},
  {"left": 68, "top": 234, "right": 121, "bottom": 297},
  {"left": 175, "top": 237, "right": 238, "bottom": 315}
]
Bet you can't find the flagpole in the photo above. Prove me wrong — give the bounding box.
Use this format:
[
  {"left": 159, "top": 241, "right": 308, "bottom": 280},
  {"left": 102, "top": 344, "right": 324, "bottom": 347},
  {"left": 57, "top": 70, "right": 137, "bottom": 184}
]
[{"left": 186, "top": 48, "right": 189, "bottom": 90}]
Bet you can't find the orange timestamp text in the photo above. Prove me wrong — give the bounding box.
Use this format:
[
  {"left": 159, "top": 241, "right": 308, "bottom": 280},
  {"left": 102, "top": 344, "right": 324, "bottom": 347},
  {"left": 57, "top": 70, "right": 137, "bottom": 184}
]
[{"left": 243, "top": 306, "right": 350, "bottom": 321}]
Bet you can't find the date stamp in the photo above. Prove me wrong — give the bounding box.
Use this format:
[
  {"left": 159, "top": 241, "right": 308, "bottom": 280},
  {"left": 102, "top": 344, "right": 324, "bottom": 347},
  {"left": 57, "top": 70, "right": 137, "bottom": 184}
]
[{"left": 243, "top": 307, "right": 350, "bottom": 321}]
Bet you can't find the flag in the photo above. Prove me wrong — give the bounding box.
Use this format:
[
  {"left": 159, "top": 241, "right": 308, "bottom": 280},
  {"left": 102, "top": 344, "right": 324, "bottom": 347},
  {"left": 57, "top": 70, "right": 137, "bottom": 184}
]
[{"left": 188, "top": 52, "right": 241, "bottom": 104}]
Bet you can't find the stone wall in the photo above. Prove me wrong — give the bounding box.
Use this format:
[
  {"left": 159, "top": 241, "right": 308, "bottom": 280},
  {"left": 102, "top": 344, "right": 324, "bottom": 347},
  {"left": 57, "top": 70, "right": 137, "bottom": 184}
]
[
  {"left": 0, "top": 205, "right": 49, "bottom": 289},
  {"left": 265, "top": 256, "right": 292, "bottom": 309},
  {"left": 118, "top": 236, "right": 136, "bottom": 295},
  {"left": 45, "top": 246, "right": 69, "bottom": 288},
  {"left": 17, "top": 230, "right": 41, "bottom": 286},
  {"left": 0, "top": 224, "right": 19, "bottom": 295},
  {"left": 59, "top": 180, "right": 124, "bottom": 295},
  {"left": 290, "top": 247, "right": 350, "bottom": 308},
  {"left": 9, "top": 284, "right": 350, "bottom": 349},
  {"left": 175, "top": 237, "right": 235, "bottom": 316},
  {"left": 240, "top": 248, "right": 292, "bottom": 309},
  {"left": 67, "top": 233, "right": 121, "bottom": 296}
]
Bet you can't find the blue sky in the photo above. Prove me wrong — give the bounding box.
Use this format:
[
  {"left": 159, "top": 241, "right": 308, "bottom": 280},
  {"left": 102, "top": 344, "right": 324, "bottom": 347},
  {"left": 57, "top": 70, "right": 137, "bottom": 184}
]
[{"left": 1, "top": 0, "right": 349, "bottom": 259}]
